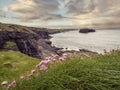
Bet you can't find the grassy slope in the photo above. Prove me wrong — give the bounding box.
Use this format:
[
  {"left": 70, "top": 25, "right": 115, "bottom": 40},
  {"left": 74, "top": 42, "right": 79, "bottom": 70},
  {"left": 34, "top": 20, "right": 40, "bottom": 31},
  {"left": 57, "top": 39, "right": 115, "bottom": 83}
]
[
  {"left": 13, "top": 51, "right": 120, "bottom": 90},
  {"left": 0, "top": 50, "right": 40, "bottom": 90},
  {"left": 0, "top": 23, "right": 35, "bottom": 33}
]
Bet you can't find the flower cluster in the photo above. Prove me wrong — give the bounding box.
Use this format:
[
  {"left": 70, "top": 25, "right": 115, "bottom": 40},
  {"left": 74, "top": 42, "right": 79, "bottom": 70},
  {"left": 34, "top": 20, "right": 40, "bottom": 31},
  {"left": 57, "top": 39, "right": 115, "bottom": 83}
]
[{"left": 1, "top": 53, "right": 68, "bottom": 90}]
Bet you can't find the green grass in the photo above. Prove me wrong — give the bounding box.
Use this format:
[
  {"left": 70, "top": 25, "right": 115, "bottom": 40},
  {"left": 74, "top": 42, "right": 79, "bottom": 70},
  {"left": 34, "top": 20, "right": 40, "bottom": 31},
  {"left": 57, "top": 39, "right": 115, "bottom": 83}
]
[
  {"left": 0, "top": 50, "right": 120, "bottom": 90},
  {"left": 0, "top": 50, "right": 40, "bottom": 90},
  {"left": 0, "top": 23, "right": 35, "bottom": 34},
  {"left": 3, "top": 41, "right": 16, "bottom": 49},
  {"left": 12, "top": 51, "right": 120, "bottom": 90}
]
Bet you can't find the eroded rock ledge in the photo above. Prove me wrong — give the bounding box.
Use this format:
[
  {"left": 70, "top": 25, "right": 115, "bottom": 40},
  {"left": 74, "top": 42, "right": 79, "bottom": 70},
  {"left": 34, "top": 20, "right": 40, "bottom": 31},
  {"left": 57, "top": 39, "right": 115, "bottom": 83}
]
[{"left": 0, "top": 30, "right": 57, "bottom": 59}]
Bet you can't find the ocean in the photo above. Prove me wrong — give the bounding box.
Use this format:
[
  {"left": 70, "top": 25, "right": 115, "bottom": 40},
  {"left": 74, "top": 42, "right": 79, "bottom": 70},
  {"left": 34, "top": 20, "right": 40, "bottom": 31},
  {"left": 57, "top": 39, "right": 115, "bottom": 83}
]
[{"left": 50, "top": 29, "right": 120, "bottom": 53}]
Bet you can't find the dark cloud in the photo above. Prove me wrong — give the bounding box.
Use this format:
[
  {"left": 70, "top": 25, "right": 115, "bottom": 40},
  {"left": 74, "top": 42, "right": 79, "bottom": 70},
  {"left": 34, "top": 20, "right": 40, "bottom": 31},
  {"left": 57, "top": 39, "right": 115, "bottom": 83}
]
[
  {"left": 65, "top": 0, "right": 95, "bottom": 15},
  {"left": 3, "top": 0, "right": 60, "bottom": 21},
  {"left": 2, "top": 0, "right": 120, "bottom": 28}
]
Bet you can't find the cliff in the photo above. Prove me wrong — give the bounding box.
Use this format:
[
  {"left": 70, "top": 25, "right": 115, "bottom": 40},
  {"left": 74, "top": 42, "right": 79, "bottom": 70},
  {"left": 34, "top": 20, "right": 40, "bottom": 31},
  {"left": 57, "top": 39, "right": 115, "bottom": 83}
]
[{"left": 0, "top": 23, "right": 57, "bottom": 59}]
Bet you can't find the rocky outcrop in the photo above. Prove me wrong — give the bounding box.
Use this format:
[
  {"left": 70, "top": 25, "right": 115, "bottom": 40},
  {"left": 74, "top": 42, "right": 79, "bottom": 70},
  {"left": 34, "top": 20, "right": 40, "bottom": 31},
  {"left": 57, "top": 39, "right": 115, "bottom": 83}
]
[
  {"left": 79, "top": 28, "right": 95, "bottom": 33},
  {"left": 0, "top": 30, "right": 57, "bottom": 59},
  {"left": 0, "top": 23, "right": 76, "bottom": 59},
  {"left": 30, "top": 28, "right": 50, "bottom": 39}
]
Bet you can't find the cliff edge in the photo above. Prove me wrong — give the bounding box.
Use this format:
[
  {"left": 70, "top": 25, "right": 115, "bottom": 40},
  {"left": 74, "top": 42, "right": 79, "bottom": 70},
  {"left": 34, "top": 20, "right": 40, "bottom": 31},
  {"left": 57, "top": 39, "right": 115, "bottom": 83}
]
[{"left": 0, "top": 23, "right": 57, "bottom": 59}]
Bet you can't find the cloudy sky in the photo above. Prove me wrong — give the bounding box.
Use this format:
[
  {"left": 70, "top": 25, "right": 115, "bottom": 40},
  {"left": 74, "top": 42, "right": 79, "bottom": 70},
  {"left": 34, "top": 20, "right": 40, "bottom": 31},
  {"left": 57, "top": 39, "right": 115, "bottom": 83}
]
[{"left": 0, "top": 0, "right": 120, "bottom": 28}]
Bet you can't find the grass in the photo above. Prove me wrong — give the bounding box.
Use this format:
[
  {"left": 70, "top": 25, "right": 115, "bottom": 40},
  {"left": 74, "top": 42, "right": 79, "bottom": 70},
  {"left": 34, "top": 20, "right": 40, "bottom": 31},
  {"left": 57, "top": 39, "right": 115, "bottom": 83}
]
[
  {"left": 0, "top": 50, "right": 120, "bottom": 90},
  {"left": 12, "top": 51, "right": 120, "bottom": 90},
  {"left": 0, "top": 50, "right": 40, "bottom": 90},
  {"left": 0, "top": 23, "right": 35, "bottom": 34},
  {"left": 3, "top": 41, "right": 16, "bottom": 49}
]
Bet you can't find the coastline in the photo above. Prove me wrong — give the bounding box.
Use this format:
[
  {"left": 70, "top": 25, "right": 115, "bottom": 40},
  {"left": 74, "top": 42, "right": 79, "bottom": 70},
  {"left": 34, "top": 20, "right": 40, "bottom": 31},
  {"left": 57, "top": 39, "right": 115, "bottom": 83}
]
[
  {"left": 0, "top": 22, "right": 99, "bottom": 59},
  {"left": 49, "top": 31, "right": 99, "bottom": 57}
]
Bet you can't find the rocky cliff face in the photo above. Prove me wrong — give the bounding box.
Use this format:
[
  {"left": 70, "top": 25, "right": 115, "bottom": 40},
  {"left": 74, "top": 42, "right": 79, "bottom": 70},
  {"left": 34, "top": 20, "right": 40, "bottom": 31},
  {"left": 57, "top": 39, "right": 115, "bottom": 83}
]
[{"left": 0, "top": 23, "right": 58, "bottom": 59}]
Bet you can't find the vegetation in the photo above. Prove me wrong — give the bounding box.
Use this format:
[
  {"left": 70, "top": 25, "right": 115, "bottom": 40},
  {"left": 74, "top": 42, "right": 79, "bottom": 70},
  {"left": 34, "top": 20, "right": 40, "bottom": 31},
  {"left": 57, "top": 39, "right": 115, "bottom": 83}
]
[
  {"left": 0, "top": 50, "right": 40, "bottom": 90},
  {"left": 0, "top": 23, "right": 35, "bottom": 33},
  {"left": 13, "top": 51, "right": 120, "bottom": 90},
  {"left": 3, "top": 41, "right": 16, "bottom": 49},
  {"left": 0, "top": 50, "right": 120, "bottom": 90}
]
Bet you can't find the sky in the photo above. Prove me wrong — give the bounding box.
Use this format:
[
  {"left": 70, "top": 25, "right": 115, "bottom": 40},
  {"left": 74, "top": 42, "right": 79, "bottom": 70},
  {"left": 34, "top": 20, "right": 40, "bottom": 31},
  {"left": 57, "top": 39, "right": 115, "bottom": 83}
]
[{"left": 0, "top": 0, "right": 120, "bottom": 29}]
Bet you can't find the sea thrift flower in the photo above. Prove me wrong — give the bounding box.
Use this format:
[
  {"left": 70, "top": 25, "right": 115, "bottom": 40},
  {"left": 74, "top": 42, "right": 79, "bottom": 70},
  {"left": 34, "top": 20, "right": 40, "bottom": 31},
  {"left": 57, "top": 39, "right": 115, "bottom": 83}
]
[
  {"left": 20, "top": 76, "right": 25, "bottom": 80},
  {"left": 37, "top": 60, "right": 51, "bottom": 67},
  {"left": 31, "top": 69, "right": 36, "bottom": 74},
  {"left": 52, "top": 54, "right": 59, "bottom": 60},
  {"left": 43, "top": 60, "right": 51, "bottom": 64},
  {"left": 52, "top": 58, "right": 57, "bottom": 62},
  {"left": 1, "top": 81, "right": 8, "bottom": 85},
  {"left": 62, "top": 53, "right": 67, "bottom": 56},
  {"left": 62, "top": 53, "right": 67, "bottom": 59},
  {"left": 11, "top": 80, "right": 16, "bottom": 87},
  {"left": 59, "top": 56, "right": 65, "bottom": 61},
  {"left": 40, "top": 64, "right": 48, "bottom": 72}
]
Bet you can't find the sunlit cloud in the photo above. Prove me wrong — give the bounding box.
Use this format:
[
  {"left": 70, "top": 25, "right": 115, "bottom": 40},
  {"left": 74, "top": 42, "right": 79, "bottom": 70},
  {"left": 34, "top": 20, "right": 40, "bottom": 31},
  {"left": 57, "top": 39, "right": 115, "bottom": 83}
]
[{"left": 1, "top": 0, "right": 120, "bottom": 28}]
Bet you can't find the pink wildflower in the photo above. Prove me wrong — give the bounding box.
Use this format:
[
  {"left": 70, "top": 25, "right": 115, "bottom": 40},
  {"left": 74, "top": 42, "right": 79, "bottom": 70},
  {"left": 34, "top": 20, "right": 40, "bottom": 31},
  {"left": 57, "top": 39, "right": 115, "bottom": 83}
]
[
  {"left": 43, "top": 60, "right": 51, "bottom": 64},
  {"left": 40, "top": 64, "right": 48, "bottom": 72},
  {"left": 62, "top": 53, "right": 67, "bottom": 59},
  {"left": 52, "top": 58, "right": 57, "bottom": 62},
  {"left": 38, "top": 60, "right": 51, "bottom": 67},
  {"left": 62, "top": 53, "right": 67, "bottom": 56},
  {"left": 59, "top": 56, "right": 65, "bottom": 61},
  {"left": 11, "top": 80, "right": 16, "bottom": 87},
  {"left": 31, "top": 69, "right": 36, "bottom": 74},
  {"left": 1, "top": 81, "right": 8, "bottom": 86}
]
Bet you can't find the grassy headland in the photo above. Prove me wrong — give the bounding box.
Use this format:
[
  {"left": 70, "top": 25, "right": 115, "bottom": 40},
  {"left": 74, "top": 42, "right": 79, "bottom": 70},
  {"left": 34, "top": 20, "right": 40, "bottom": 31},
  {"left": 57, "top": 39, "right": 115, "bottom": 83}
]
[
  {"left": 0, "top": 50, "right": 40, "bottom": 90},
  {"left": 0, "top": 23, "right": 120, "bottom": 90},
  {"left": 0, "top": 23, "right": 35, "bottom": 34},
  {"left": 0, "top": 51, "right": 120, "bottom": 90}
]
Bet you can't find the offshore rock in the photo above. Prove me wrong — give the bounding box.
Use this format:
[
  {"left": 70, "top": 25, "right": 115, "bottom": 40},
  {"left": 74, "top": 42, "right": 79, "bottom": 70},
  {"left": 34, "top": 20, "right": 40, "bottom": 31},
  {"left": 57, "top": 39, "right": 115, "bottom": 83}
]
[{"left": 79, "top": 28, "right": 96, "bottom": 33}]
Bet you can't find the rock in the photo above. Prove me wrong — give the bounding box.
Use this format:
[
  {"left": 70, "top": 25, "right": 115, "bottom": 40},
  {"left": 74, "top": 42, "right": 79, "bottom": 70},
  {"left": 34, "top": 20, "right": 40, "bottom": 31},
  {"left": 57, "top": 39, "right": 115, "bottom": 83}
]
[
  {"left": 0, "top": 23, "right": 70, "bottom": 59},
  {"left": 0, "top": 30, "right": 57, "bottom": 59},
  {"left": 79, "top": 28, "right": 95, "bottom": 33},
  {"left": 31, "top": 29, "right": 50, "bottom": 39},
  {"left": 79, "top": 49, "right": 98, "bottom": 54},
  {"left": 44, "top": 39, "right": 52, "bottom": 45}
]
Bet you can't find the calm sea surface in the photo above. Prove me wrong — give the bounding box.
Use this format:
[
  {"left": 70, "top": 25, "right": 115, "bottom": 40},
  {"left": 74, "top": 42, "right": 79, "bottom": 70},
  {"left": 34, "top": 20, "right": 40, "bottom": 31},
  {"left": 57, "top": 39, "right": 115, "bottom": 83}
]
[{"left": 50, "top": 29, "right": 120, "bottom": 53}]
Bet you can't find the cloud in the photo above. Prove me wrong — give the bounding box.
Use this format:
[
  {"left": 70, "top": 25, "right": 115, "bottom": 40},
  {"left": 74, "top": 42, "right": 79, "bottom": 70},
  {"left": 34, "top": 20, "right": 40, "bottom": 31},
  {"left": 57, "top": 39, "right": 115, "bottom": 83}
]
[
  {"left": 62, "top": 0, "right": 95, "bottom": 15},
  {"left": 3, "top": 0, "right": 61, "bottom": 21},
  {"left": 62, "top": 0, "right": 120, "bottom": 28},
  {"left": 2, "top": 0, "right": 120, "bottom": 28}
]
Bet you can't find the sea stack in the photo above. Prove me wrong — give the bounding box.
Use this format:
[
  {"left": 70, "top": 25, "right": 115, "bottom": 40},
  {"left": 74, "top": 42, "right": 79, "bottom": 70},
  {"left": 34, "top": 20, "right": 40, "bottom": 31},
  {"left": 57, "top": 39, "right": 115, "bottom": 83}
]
[{"left": 79, "top": 28, "right": 96, "bottom": 33}]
